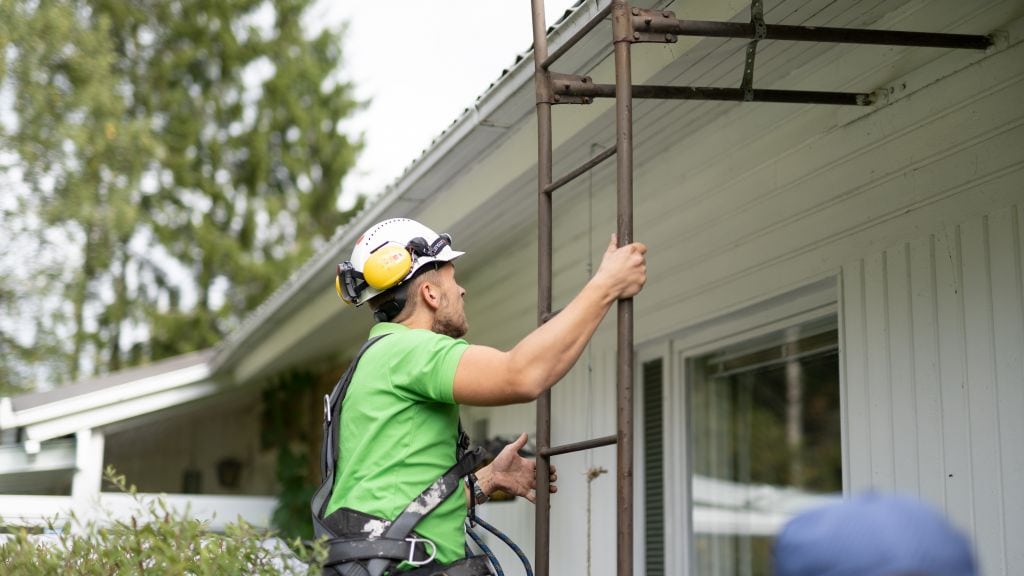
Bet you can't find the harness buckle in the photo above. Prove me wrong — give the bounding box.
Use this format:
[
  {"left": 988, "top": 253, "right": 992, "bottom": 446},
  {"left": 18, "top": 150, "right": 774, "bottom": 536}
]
[
  {"left": 324, "top": 394, "right": 331, "bottom": 423},
  {"left": 405, "top": 536, "right": 437, "bottom": 567}
]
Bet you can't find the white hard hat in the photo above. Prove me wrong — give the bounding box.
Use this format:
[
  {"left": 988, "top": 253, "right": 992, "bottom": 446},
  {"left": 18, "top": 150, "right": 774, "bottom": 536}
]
[{"left": 336, "top": 218, "right": 464, "bottom": 307}]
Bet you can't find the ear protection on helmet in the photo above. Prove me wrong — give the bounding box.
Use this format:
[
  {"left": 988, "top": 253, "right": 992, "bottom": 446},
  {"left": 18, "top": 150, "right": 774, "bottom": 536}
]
[
  {"left": 336, "top": 262, "right": 365, "bottom": 305},
  {"left": 335, "top": 234, "right": 453, "bottom": 305},
  {"left": 363, "top": 244, "right": 413, "bottom": 291}
]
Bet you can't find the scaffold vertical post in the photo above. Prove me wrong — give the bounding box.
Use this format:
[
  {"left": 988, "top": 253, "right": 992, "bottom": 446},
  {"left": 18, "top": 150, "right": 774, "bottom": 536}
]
[
  {"left": 612, "top": 1, "right": 636, "bottom": 574},
  {"left": 530, "top": 0, "right": 553, "bottom": 575}
]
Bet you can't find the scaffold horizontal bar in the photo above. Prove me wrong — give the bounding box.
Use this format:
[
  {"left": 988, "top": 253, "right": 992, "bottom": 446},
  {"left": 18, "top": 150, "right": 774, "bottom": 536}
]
[
  {"left": 544, "top": 145, "right": 617, "bottom": 195},
  {"left": 539, "top": 434, "right": 617, "bottom": 457},
  {"left": 560, "top": 82, "right": 873, "bottom": 105},
  {"left": 645, "top": 18, "right": 992, "bottom": 50}
]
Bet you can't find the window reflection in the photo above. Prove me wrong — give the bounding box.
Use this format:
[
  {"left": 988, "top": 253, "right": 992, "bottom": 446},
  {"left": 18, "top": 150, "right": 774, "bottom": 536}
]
[{"left": 689, "top": 321, "right": 842, "bottom": 576}]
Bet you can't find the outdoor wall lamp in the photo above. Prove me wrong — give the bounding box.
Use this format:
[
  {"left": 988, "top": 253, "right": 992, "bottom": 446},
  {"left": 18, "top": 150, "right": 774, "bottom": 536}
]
[{"left": 217, "top": 457, "right": 243, "bottom": 489}]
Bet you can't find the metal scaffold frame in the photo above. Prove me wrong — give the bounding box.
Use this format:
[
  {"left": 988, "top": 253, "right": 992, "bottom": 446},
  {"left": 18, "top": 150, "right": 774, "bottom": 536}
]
[{"left": 527, "top": 1, "right": 991, "bottom": 575}]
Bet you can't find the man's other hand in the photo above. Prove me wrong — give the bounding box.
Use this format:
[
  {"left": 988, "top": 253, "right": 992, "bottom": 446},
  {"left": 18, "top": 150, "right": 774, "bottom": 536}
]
[{"left": 478, "top": 433, "right": 557, "bottom": 504}]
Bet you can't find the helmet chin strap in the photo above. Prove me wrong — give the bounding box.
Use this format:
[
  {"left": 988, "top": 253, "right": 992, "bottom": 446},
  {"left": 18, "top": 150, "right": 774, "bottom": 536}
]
[
  {"left": 372, "top": 288, "right": 407, "bottom": 323},
  {"left": 373, "top": 298, "right": 404, "bottom": 323}
]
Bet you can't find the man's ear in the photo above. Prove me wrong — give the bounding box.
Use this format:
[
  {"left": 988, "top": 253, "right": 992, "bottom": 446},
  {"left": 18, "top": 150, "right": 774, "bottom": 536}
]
[{"left": 420, "top": 279, "right": 441, "bottom": 311}]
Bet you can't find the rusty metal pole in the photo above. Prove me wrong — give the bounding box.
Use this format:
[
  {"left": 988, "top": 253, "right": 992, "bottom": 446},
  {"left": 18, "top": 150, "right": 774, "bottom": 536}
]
[
  {"left": 530, "top": 0, "right": 553, "bottom": 575},
  {"left": 611, "top": 2, "right": 635, "bottom": 575}
]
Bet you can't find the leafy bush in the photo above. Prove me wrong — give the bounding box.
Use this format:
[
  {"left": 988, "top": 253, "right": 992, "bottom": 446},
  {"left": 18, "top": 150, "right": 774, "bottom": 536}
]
[{"left": 0, "top": 467, "right": 326, "bottom": 575}]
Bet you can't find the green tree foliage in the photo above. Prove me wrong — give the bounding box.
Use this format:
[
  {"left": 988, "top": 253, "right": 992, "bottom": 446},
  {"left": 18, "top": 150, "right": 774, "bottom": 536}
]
[
  {"left": 0, "top": 175, "right": 84, "bottom": 394},
  {"left": 0, "top": 0, "right": 362, "bottom": 386}
]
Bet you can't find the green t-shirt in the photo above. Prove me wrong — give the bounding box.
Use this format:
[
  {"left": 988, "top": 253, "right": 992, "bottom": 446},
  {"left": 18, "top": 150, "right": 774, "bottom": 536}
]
[{"left": 325, "top": 322, "right": 470, "bottom": 566}]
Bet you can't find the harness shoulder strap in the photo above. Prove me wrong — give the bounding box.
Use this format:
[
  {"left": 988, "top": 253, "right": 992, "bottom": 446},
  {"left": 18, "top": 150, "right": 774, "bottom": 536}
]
[{"left": 312, "top": 334, "right": 389, "bottom": 537}]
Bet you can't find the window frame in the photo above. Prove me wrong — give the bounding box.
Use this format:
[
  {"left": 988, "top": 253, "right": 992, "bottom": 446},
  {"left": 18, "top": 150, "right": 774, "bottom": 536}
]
[{"left": 637, "top": 276, "right": 844, "bottom": 576}]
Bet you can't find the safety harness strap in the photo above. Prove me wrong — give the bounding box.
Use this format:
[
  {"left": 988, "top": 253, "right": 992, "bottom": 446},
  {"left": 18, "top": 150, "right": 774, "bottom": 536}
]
[
  {"left": 319, "top": 447, "right": 486, "bottom": 573},
  {"left": 324, "top": 536, "right": 436, "bottom": 565},
  {"left": 312, "top": 334, "right": 389, "bottom": 539},
  {"left": 388, "top": 446, "right": 485, "bottom": 538},
  {"left": 327, "top": 557, "right": 492, "bottom": 576},
  {"left": 362, "top": 446, "right": 486, "bottom": 576},
  {"left": 403, "top": 556, "right": 494, "bottom": 576}
]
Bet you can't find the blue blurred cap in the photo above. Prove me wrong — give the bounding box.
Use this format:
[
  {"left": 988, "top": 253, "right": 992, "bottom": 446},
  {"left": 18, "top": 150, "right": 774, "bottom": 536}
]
[{"left": 773, "top": 493, "right": 977, "bottom": 576}]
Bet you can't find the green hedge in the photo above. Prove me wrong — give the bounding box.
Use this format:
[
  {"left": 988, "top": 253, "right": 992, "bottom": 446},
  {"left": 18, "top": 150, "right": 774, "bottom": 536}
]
[{"left": 0, "top": 468, "right": 326, "bottom": 575}]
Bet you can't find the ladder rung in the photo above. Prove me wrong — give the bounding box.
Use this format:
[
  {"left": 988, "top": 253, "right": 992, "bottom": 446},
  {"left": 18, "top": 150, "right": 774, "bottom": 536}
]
[
  {"left": 544, "top": 145, "right": 617, "bottom": 195},
  {"left": 539, "top": 434, "right": 617, "bottom": 457},
  {"left": 541, "top": 3, "right": 614, "bottom": 70}
]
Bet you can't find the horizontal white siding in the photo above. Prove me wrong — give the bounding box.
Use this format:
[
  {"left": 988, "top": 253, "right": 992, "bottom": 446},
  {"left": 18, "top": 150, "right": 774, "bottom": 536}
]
[{"left": 842, "top": 205, "right": 1024, "bottom": 575}]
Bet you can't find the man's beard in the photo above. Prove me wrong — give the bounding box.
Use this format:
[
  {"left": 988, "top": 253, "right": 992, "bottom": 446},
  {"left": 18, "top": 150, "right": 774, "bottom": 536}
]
[{"left": 432, "top": 295, "right": 468, "bottom": 339}]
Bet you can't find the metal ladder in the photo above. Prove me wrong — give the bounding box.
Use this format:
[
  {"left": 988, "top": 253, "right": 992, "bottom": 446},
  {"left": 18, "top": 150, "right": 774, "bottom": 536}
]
[{"left": 527, "top": 1, "right": 991, "bottom": 574}]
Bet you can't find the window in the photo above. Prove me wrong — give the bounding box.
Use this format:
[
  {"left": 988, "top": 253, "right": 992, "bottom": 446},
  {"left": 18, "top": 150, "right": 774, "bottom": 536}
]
[{"left": 688, "top": 318, "right": 841, "bottom": 576}]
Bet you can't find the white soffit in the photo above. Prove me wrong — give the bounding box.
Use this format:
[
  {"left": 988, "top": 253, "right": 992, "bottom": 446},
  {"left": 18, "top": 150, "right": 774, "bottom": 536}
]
[
  {"left": 17, "top": 380, "right": 222, "bottom": 443},
  {"left": 4, "top": 363, "right": 212, "bottom": 429}
]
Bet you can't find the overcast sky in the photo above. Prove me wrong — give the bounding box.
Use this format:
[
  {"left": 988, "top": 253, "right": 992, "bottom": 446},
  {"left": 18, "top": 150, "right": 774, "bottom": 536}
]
[{"left": 310, "top": 0, "right": 580, "bottom": 210}]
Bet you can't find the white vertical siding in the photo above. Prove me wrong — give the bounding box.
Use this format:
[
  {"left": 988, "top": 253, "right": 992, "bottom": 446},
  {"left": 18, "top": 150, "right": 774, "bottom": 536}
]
[
  {"left": 865, "top": 252, "right": 897, "bottom": 490},
  {"left": 886, "top": 244, "right": 921, "bottom": 491},
  {"left": 934, "top": 227, "right": 976, "bottom": 534},
  {"left": 547, "top": 334, "right": 619, "bottom": 573},
  {"left": 841, "top": 260, "right": 870, "bottom": 494},
  {"left": 990, "top": 208, "right": 1024, "bottom": 573},
  {"left": 841, "top": 205, "right": 1024, "bottom": 575},
  {"left": 907, "top": 236, "right": 948, "bottom": 509}
]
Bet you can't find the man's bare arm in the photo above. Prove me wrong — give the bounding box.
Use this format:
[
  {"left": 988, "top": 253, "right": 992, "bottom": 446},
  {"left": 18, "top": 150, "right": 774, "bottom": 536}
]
[{"left": 453, "top": 235, "right": 646, "bottom": 406}]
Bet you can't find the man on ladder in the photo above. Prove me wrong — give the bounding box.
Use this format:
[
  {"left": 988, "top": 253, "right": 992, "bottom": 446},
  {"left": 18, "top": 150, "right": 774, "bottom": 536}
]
[{"left": 313, "top": 217, "right": 646, "bottom": 575}]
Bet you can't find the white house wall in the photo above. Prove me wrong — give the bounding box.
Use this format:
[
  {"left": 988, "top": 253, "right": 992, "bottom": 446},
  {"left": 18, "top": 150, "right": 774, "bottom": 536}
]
[
  {"left": 103, "top": 389, "right": 276, "bottom": 496},
  {"left": 465, "top": 8, "right": 1024, "bottom": 575},
  {"left": 842, "top": 204, "right": 1024, "bottom": 575}
]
